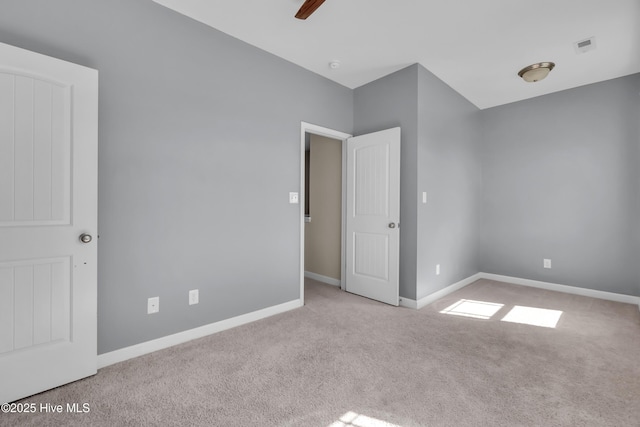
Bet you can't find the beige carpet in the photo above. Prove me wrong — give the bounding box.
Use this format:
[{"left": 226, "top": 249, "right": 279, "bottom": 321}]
[{"left": 3, "top": 279, "right": 639, "bottom": 426}]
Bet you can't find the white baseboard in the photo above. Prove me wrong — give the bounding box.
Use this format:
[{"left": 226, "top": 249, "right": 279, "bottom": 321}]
[
  {"left": 399, "top": 272, "right": 640, "bottom": 311},
  {"left": 398, "top": 297, "right": 418, "bottom": 309},
  {"left": 304, "top": 271, "right": 341, "bottom": 287},
  {"left": 400, "top": 273, "right": 483, "bottom": 310},
  {"left": 98, "top": 274, "right": 639, "bottom": 367},
  {"left": 97, "top": 299, "right": 302, "bottom": 369},
  {"left": 480, "top": 273, "right": 640, "bottom": 307}
]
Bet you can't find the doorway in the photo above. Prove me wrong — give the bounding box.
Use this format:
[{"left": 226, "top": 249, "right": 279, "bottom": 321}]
[
  {"left": 305, "top": 134, "right": 342, "bottom": 285},
  {"left": 299, "top": 123, "right": 401, "bottom": 306},
  {"left": 299, "top": 123, "right": 351, "bottom": 304}
]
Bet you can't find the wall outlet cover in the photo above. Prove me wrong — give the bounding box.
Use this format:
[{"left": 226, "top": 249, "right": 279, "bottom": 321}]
[{"left": 189, "top": 289, "right": 199, "bottom": 305}]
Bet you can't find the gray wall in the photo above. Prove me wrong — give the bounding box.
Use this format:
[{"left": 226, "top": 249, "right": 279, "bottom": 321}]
[
  {"left": 0, "top": 0, "right": 353, "bottom": 354},
  {"left": 354, "top": 64, "right": 482, "bottom": 301},
  {"left": 479, "top": 74, "right": 640, "bottom": 296},
  {"left": 353, "top": 65, "right": 419, "bottom": 300},
  {"left": 416, "top": 66, "right": 481, "bottom": 299},
  {"left": 1, "top": 0, "right": 637, "bottom": 358}
]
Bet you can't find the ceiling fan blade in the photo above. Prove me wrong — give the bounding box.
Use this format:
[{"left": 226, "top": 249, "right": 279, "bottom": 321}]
[{"left": 295, "top": 0, "right": 326, "bottom": 20}]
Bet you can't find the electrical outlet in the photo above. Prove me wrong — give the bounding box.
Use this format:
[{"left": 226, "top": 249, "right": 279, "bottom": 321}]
[
  {"left": 436, "top": 264, "right": 440, "bottom": 276},
  {"left": 289, "top": 192, "right": 299, "bottom": 204},
  {"left": 189, "top": 289, "right": 199, "bottom": 305},
  {"left": 147, "top": 297, "right": 159, "bottom": 314},
  {"left": 543, "top": 259, "right": 552, "bottom": 269}
]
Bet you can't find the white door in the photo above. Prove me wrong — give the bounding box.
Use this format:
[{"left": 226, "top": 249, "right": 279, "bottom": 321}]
[
  {"left": 0, "top": 42, "right": 98, "bottom": 403},
  {"left": 345, "top": 127, "right": 400, "bottom": 306}
]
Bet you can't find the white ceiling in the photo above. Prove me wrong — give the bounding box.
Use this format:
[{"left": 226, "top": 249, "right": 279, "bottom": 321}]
[{"left": 152, "top": 0, "right": 640, "bottom": 109}]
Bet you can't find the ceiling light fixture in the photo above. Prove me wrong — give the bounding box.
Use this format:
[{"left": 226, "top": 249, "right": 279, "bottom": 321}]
[{"left": 517, "top": 62, "right": 555, "bottom": 83}]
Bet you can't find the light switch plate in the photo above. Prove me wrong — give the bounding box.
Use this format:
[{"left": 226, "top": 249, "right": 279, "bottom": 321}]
[{"left": 148, "top": 297, "right": 159, "bottom": 314}]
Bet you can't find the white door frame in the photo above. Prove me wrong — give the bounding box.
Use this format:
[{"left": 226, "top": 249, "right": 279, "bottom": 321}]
[{"left": 299, "top": 122, "right": 352, "bottom": 304}]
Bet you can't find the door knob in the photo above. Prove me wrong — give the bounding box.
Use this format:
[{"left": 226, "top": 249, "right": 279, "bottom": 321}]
[
  {"left": 388, "top": 222, "right": 396, "bottom": 229},
  {"left": 79, "top": 234, "right": 92, "bottom": 243}
]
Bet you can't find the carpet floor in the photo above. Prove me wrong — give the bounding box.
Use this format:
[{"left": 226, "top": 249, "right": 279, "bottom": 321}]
[{"left": 3, "top": 279, "right": 639, "bottom": 426}]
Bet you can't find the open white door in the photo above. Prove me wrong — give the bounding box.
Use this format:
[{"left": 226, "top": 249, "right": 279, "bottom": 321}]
[
  {"left": 345, "top": 127, "right": 400, "bottom": 306},
  {"left": 0, "top": 42, "right": 98, "bottom": 403}
]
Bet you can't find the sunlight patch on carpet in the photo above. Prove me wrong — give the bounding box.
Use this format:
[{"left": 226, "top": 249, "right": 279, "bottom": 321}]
[
  {"left": 501, "top": 305, "right": 563, "bottom": 328},
  {"left": 439, "top": 299, "right": 504, "bottom": 319},
  {"left": 328, "top": 411, "right": 402, "bottom": 427}
]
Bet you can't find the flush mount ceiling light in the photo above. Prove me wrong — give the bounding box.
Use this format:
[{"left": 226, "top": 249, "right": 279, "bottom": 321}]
[{"left": 517, "top": 62, "right": 555, "bottom": 83}]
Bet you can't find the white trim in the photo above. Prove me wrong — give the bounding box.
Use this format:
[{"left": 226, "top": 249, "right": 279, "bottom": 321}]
[
  {"left": 400, "top": 273, "right": 483, "bottom": 310},
  {"left": 301, "top": 122, "right": 352, "bottom": 141},
  {"left": 97, "top": 299, "right": 302, "bottom": 369},
  {"left": 300, "top": 122, "right": 352, "bottom": 302},
  {"left": 479, "top": 273, "right": 640, "bottom": 306},
  {"left": 97, "top": 273, "right": 639, "bottom": 368},
  {"left": 304, "top": 271, "right": 341, "bottom": 287},
  {"left": 341, "top": 136, "right": 348, "bottom": 291},
  {"left": 399, "top": 272, "right": 640, "bottom": 310},
  {"left": 398, "top": 297, "right": 418, "bottom": 309}
]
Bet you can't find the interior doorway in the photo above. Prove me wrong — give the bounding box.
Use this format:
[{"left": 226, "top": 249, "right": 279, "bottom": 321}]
[
  {"left": 300, "top": 123, "right": 402, "bottom": 306},
  {"left": 304, "top": 133, "right": 342, "bottom": 285},
  {"left": 299, "top": 123, "right": 351, "bottom": 304}
]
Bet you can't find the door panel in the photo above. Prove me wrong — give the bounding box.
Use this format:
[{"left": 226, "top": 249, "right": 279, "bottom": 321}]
[
  {"left": 0, "top": 42, "right": 97, "bottom": 403},
  {"left": 345, "top": 127, "right": 400, "bottom": 306},
  {"left": 354, "top": 232, "right": 389, "bottom": 281},
  {"left": 355, "top": 143, "right": 389, "bottom": 216},
  {"left": 0, "top": 258, "right": 70, "bottom": 353},
  {"left": 0, "top": 72, "right": 71, "bottom": 226}
]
